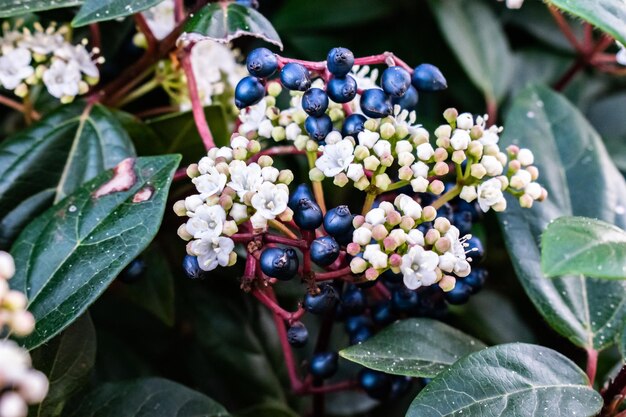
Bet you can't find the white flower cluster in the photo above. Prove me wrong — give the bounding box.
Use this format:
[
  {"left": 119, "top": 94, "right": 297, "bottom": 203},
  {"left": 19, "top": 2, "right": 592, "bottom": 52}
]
[
  {"left": 347, "top": 199, "right": 471, "bottom": 291},
  {"left": 174, "top": 137, "right": 295, "bottom": 271},
  {"left": 0, "top": 252, "right": 48, "bottom": 417},
  {"left": 497, "top": 0, "right": 524, "bottom": 9},
  {"left": 0, "top": 22, "right": 100, "bottom": 102}
]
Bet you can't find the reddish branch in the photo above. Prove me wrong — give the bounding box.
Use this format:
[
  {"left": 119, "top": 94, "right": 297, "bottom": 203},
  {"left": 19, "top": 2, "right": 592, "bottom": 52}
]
[{"left": 134, "top": 13, "right": 158, "bottom": 52}]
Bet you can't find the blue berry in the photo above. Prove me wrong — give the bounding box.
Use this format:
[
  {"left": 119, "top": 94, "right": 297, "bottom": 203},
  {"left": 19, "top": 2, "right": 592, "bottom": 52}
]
[
  {"left": 288, "top": 184, "right": 314, "bottom": 210},
  {"left": 305, "top": 114, "right": 333, "bottom": 142},
  {"left": 293, "top": 198, "right": 323, "bottom": 230},
  {"left": 304, "top": 283, "right": 339, "bottom": 315},
  {"left": 183, "top": 255, "right": 204, "bottom": 279},
  {"left": 341, "top": 286, "right": 366, "bottom": 315},
  {"left": 416, "top": 287, "right": 447, "bottom": 318},
  {"left": 437, "top": 202, "right": 454, "bottom": 222},
  {"left": 381, "top": 269, "right": 403, "bottom": 284},
  {"left": 411, "top": 63, "right": 447, "bottom": 91},
  {"left": 341, "top": 113, "right": 367, "bottom": 137},
  {"left": 391, "top": 85, "right": 419, "bottom": 110},
  {"left": 327, "top": 47, "right": 354, "bottom": 77},
  {"left": 390, "top": 376, "right": 412, "bottom": 400},
  {"left": 246, "top": 47, "right": 278, "bottom": 78},
  {"left": 119, "top": 258, "right": 146, "bottom": 283},
  {"left": 465, "top": 236, "right": 484, "bottom": 264},
  {"left": 371, "top": 302, "right": 396, "bottom": 325},
  {"left": 309, "top": 351, "right": 339, "bottom": 379},
  {"left": 345, "top": 315, "right": 371, "bottom": 334},
  {"left": 234, "top": 76, "right": 265, "bottom": 109},
  {"left": 280, "top": 63, "right": 311, "bottom": 91},
  {"left": 302, "top": 88, "right": 329, "bottom": 116},
  {"left": 359, "top": 369, "right": 392, "bottom": 400},
  {"left": 324, "top": 205, "right": 354, "bottom": 237},
  {"left": 453, "top": 210, "right": 473, "bottom": 235},
  {"left": 287, "top": 322, "right": 309, "bottom": 347},
  {"left": 349, "top": 325, "right": 372, "bottom": 345},
  {"left": 381, "top": 66, "right": 411, "bottom": 97},
  {"left": 327, "top": 75, "right": 357, "bottom": 103},
  {"left": 444, "top": 281, "right": 472, "bottom": 305},
  {"left": 260, "top": 247, "right": 299, "bottom": 281},
  {"left": 463, "top": 268, "right": 487, "bottom": 293},
  {"left": 458, "top": 200, "right": 482, "bottom": 222},
  {"left": 360, "top": 88, "right": 392, "bottom": 118},
  {"left": 391, "top": 288, "right": 419, "bottom": 313},
  {"left": 310, "top": 236, "right": 340, "bottom": 267}
]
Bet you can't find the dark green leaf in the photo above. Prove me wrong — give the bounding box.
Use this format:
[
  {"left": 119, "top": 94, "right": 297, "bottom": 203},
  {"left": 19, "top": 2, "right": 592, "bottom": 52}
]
[
  {"left": 181, "top": 2, "right": 282, "bottom": 50},
  {"left": 339, "top": 318, "right": 486, "bottom": 377},
  {"left": 63, "top": 377, "right": 230, "bottom": 417},
  {"left": 235, "top": 402, "right": 299, "bottom": 417},
  {"left": 498, "top": 85, "right": 626, "bottom": 350},
  {"left": 72, "top": 0, "right": 164, "bottom": 27},
  {"left": 548, "top": 0, "right": 626, "bottom": 45},
  {"left": 587, "top": 93, "right": 626, "bottom": 173},
  {"left": 407, "top": 343, "right": 602, "bottom": 417},
  {"left": 428, "top": 0, "right": 513, "bottom": 103},
  {"left": 0, "top": 103, "right": 136, "bottom": 249},
  {"left": 542, "top": 216, "right": 626, "bottom": 279},
  {"left": 0, "top": 0, "right": 81, "bottom": 17},
  {"left": 30, "top": 314, "right": 96, "bottom": 417},
  {"left": 10, "top": 155, "right": 181, "bottom": 350}
]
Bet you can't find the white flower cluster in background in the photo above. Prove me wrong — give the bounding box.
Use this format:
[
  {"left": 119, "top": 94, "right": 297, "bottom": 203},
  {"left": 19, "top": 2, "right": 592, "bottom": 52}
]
[
  {"left": 173, "top": 137, "right": 295, "bottom": 271},
  {"left": 0, "top": 22, "right": 100, "bottom": 102},
  {"left": 497, "top": 0, "right": 524, "bottom": 9},
  {"left": 346, "top": 199, "right": 471, "bottom": 291},
  {"left": 0, "top": 252, "right": 48, "bottom": 417}
]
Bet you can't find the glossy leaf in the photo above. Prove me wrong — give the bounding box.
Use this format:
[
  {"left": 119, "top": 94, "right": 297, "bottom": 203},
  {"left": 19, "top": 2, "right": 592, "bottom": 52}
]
[
  {"left": 339, "top": 318, "right": 486, "bottom": 377},
  {"left": 542, "top": 216, "right": 626, "bottom": 279},
  {"left": 428, "top": 0, "right": 513, "bottom": 103},
  {"left": 498, "top": 85, "right": 626, "bottom": 350},
  {"left": 180, "top": 2, "right": 282, "bottom": 50},
  {"left": 64, "top": 377, "right": 230, "bottom": 417},
  {"left": 0, "top": 103, "right": 135, "bottom": 249},
  {"left": 10, "top": 155, "right": 181, "bottom": 350},
  {"left": 73, "top": 0, "right": 165, "bottom": 27},
  {"left": 407, "top": 343, "right": 603, "bottom": 417},
  {"left": 548, "top": 0, "right": 626, "bottom": 45},
  {"left": 0, "top": 0, "right": 81, "bottom": 17}
]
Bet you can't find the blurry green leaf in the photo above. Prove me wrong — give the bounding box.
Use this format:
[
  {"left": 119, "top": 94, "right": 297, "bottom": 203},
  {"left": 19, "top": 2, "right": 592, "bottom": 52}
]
[
  {"left": 64, "top": 377, "right": 230, "bottom": 417},
  {"left": 10, "top": 155, "right": 180, "bottom": 349},
  {"left": 235, "top": 402, "right": 299, "bottom": 417},
  {"left": 548, "top": 0, "right": 626, "bottom": 45},
  {"left": 542, "top": 216, "right": 626, "bottom": 279},
  {"left": 0, "top": 103, "right": 135, "bottom": 249},
  {"left": 407, "top": 343, "right": 602, "bottom": 417},
  {"left": 497, "top": 85, "right": 626, "bottom": 350},
  {"left": 510, "top": 49, "right": 571, "bottom": 97},
  {"left": 340, "top": 319, "right": 485, "bottom": 377},
  {"left": 587, "top": 93, "right": 626, "bottom": 173},
  {"left": 73, "top": 0, "right": 164, "bottom": 27},
  {"left": 182, "top": 2, "right": 282, "bottom": 49},
  {"left": 0, "top": 0, "right": 81, "bottom": 17},
  {"left": 428, "top": 0, "right": 513, "bottom": 103}
]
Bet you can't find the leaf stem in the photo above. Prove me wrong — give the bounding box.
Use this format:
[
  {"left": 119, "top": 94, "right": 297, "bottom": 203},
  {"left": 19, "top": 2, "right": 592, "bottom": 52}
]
[
  {"left": 307, "top": 151, "right": 326, "bottom": 214},
  {"left": 116, "top": 78, "right": 161, "bottom": 107},
  {"left": 0, "top": 94, "right": 39, "bottom": 121},
  {"left": 585, "top": 347, "right": 598, "bottom": 385},
  {"left": 268, "top": 219, "right": 299, "bottom": 240},
  {"left": 362, "top": 191, "right": 377, "bottom": 215},
  {"left": 430, "top": 185, "right": 461, "bottom": 210}
]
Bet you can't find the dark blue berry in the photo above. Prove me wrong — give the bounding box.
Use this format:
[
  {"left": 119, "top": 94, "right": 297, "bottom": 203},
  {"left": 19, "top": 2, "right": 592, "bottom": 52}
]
[
  {"left": 183, "top": 255, "right": 204, "bottom": 279},
  {"left": 324, "top": 205, "right": 354, "bottom": 237},
  {"left": 381, "top": 66, "right": 411, "bottom": 97},
  {"left": 305, "top": 114, "right": 333, "bottom": 142},
  {"left": 280, "top": 63, "right": 311, "bottom": 91},
  {"left": 302, "top": 88, "right": 329, "bottom": 116},
  {"left": 391, "top": 288, "right": 419, "bottom": 313},
  {"left": 260, "top": 247, "right": 299, "bottom": 281},
  {"left": 309, "top": 351, "right": 339, "bottom": 379},
  {"left": 341, "top": 113, "right": 367, "bottom": 137},
  {"left": 310, "top": 236, "right": 340, "bottom": 267},
  {"left": 287, "top": 322, "right": 308, "bottom": 347},
  {"left": 327, "top": 47, "right": 354, "bottom": 77},
  {"left": 421, "top": 378, "right": 432, "bottom": 386},
  {"left": 355, "top": 277, "right": 378, "bottom": 289},
  {"left": 444, "top": 281, "right": 472, "bottom": 305},
  {"left": 293, "top": 198, "right": 323, "bottom": 230},
  {"left": 288, "top": 184, "right": 314, "bottom": 210},
  {"left": 453, "top": 210, "right": 473, "bottom": 235},
  {"left": 390, "top": 376, "right": 412, "bottom": 400},
  {"left": 382, "top": 269, "right": 403, "bottom": 284},
  {"left": 234, "top": 76, "right": 265, "bottom": 109},
  {"left": 463, "top": 268, "right": 487, "bottom": 293},
  {"left": 359, "top": 369, "right": 392, "bottom": 400},
  {"left": 457, "top": 200, "right": 482, "bottom": 222},
  {"left": 345, "top": 315, "right": 371, "bottom": 334},
  {"left": 416, "top": 287, "right": 447, "bottom": 318},
  {"left": 437, "top": 203, "right": 454, "bottom": 222},
  {"left": 360, "top": 88, "right": 392, "bottom": 118},
  {"left": 391, "top": 85, "right": 418, "bottom": 110},
  {"left": 465, "top": 236, "right": 484, "bottom": 264},
  {"left": 411, "top": 63, "right": 447, "bottom": 91},
  {"left": 349, "top": 325, "right": 372, "bottom": 345},
  {"left": 119, "top": 258, "right": 146, "bottom": 283},
  {"left": 304, "top": 283, "right": 339, "bottom": 315},
  {"left": 246, "top": 47, "right": 277, "bottom": 78},
  {"left": 327, "top": 75, "right": 357, "bottom": 103},
  {"left": 341, "top": 286, "right": 366, "bottom": 315},
  {"left": 371, "top": 302, "right": 396, "bottom": 326}
]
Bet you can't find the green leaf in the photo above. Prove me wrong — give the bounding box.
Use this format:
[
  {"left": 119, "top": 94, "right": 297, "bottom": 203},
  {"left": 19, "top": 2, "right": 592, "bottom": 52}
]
[
  {"left": 587, "top": 93, "right": 626, "bottom": 174},
  {"left": 10, "top": 155, "right": 181, "bottom": 350},
  {"left": 0, "top": 0, "right": 81, "bottom": 17},
  {"left": 542, "top": 216, "right": 626, "bottom": 279},
  {"left": 72, "top": 0, "right": 164, "bottom": 27},
  {"left": 498, "top": 85, "right": 626, "bottom": 350},
  {"left": 428, "top": 0, "right": 513, "bottom": 103},
  {"left": 63, "top": 377, "right": 230, "bottom": 417},
  {"left": 181, "top": 2, "right": 282, "bottom": 50},
  {"left": 0, "top": 103, "right": 136, "bottom": 249},
  {"left": 407, "top": 343, "right": 603, "bottom": 417},
  {"left": 30, "top": 313, "right": 96, "bottom": 417},
  {"left": 339, "top": 318, "right": 486, "bottom": 377},
  {"left": 548, "top": 0, "right": 626, "bottom": 46}
]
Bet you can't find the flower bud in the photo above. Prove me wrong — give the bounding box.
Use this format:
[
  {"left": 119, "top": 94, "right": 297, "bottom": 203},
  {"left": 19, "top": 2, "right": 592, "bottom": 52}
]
[
  {"left": 428, "top": 180, "right": 445, "bottom": 195},
  {"left": 353, "top": 215, "right": 365, "bottom": 228},
  {"left": 350, "top": 257, "right": 368, "bottom": 274},
  {"left": 519, "top": 194, "right": 534, "bottom": 208},
  {"left": 353, "top": 227, "right": 373, "bottom": 246},
  {"left": 247, "top": 140, "right": 261, "bottom": 154},
  {"left": 434, "top": 237, "right": 451, "bottom": 253},
  {"left": 433, "top": 161, "right": 449, "bottom": 176},
  {"left": 354, "top": 176, "right": 370, "bottom": 191},
  {"left": 410, "top": 177, "right": 429, "bottom": 193},
  {"left": 4, "top": 290, "right": 27, "bottom": 310},
  {"left": 398, "top": 165, "right": 413, "bottom": 181},
  {"left": 219, "top": 194, "right": 233, "bottom": 211},
  {"left": 228, "top": 252, "right": 238, "bottom": 266},
  {"left": 470, "top": 125, "right": 483, "bottom": 140},
  {"left": 329, "top": 107, "right": 343, "bottom": 122},
  {"left": 517, "top": 148, "right": 534, "bottom": 166},
  {"left": 443, "top": 108, "right": 458, "bottom": 125},
  {"left": 177, "top": 224, "right": 192, "bottom": 241},
  {"left": 347, "top": 243, "right": 361, "bottom": 256},
  {"left": 10, "top": 311, "right": 35, "bottom": 336},
  {"left": 395, "top": 124, "right": 409, "bottom": 140},
  {"left": 399, "top": 216, "right": 416, "bottom": 232},
  {"left": 267, "top": 81, "right": 282, "bottom": 96},
  {"left": 363, "top": 155, "right": 380, "bottom": 171},
  {"left": 365, "top": 267, "right": 380, "bottom": 281},
  {"left": 333, "top": 173, "right": 349, "bottom": 187},
  {"left": 306, "top": 140, "right": 319, "bottom": 152},
  {"left": 222, "top": 220, "right": 238, "bottom": 236},
  {"left": 364, "top": 118, "right": 379, "bottom": 132},
  {"left": 383, "top": 236, "right": 398, "bottom": 252},
  {"left": 277, "top": 169, "right": 294, "bottom": 185},
  {"left": 371, "top": 224, "right": 389, "bottom": 241},
  {"left": 386, "top": 210, "right": 402, "bottom": 226},
  {"left": 434, "top": 217, "right": 451, "bottom": 234},
  {"left": 278, "top": 207, "right": 294, "bottom": 222},
  {"left": 379, "top": 153, "right": 394, "bottom": 167},
  {"left": 492, "top": 198, "right": 507, "bottom": 212},
  {"left": 425, "top": 229, "right": 440, "bottom": 245},
  {"left": 470, "top": 163, "right": 487, "bottom": 179},
  {"left": 456, "top": 112, "right": 473, "bottom": 130},
  {"left": 389, "top": 253, "right": 403, "bottom": 268},
  {"left": 354, "top": 145, "right": 370, "bottom": 161},
  {"left": 435, "top": 136, "right": 451, "bottom": 148},
  {"left": 527, "top": 165, "right": 539, "bottom": 181},
  {"left": 467, "top": 140, "right": 483, "bottom": 159},
  {"left": 186, "top": 163, "right": 200, "bottom": 178},
  {"left": 439, "top": 275, "right": 456, "bottom": 292},
  {"left": 309, "top": 167, "right": 325, "bottom": 182},
  {"left": 380, "top": 122, "right": 396, "bottom": 140},
  {"left": 460, "top": 186, "right": 477, "bottom": 202},
  {"left": 451, "top": 150, "right": 466, "bottom": 164},
  {"left": 422, "top": 206, "right": 437, "bottom": 222},
  {"left": 374, "top": 173, "right": 391, "bottom": 191},
  {"left": 416, "top": 143, "right": 435, "bottom": 161},
  {"left": 434, "top": 124, "right": 451, "bottom": 138}
]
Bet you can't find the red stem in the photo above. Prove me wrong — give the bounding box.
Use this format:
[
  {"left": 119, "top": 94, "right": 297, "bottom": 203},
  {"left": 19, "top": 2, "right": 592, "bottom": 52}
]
[
  {"left": 173, "top": 167, "right": 188, "bottom": 182},
  {"left": 134, "top": 13, "right": 158, "bottom": 53},
  {"left": 270, "top": 308, "right": 305, "bottom": 392},
  {"left": 89, "top": 23, "right": 102, "bottom": 54},
  {"left": 253, "top": 288, "right": 305, "bottom": 324},
  {"left": 231, "top": 233, "right": 256, "bottom": 243},
  {"left": 264, "top": 234, "right": 309, "bottom": 249},
  {"left": 585, "top": 348, "right": 598, "bottom": 385},
  {"left": 548, "top": 6, "right": 583, "bottom": 53},
  {"left": 316, "top": 266, "right": 353, "bottom": 281},
  {"left": 302, "top": 380, "right": 359, "bottom": 394},
  {"left": 180, "top": 50, "right": 216, "bottom": 150}
]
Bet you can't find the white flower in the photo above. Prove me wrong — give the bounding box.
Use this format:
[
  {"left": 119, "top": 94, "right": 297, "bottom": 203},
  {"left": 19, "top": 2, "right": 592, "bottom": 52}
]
[
  {"left": 19, "top": 32, "right": 64, "bottom": 55},
  {"left": 184, "top": 195, "right": 204, "bottom": 212},
  {"left": 395, "top": 140, "right": 413, "bottom": 154},
  {"left": 346, "top": 163, "right": 365, "bottom": 181},
  {"left": 460, "top": 185, "right": 477, "bottom": 202},
  {"left": 416, "top": 143, "right": 435, "bottom": 160},
  {"left": 394, "top": 194, "right": 422, "bottom": 220},
  {"left": 186, "top": 204, "right": 226, "bottom": 239},
  {"left": 316, "top": 138, "right": 354, "bottom": 177},
  {"left": 261, "top": 166, "right": 280, "bottom": 183},
  {"left": 498, "top": 0, "right": 524, "bottom": 9},
  {"left": 406, "top": 229, "right": 425, "bottom": 246},
  {"left": 230, "top": 135, "right": 249, "bottom": 149},
  {"left": 477, "top": 178, "right": 504, "bottom": 212},
  {"left": 193, "top": 237, "right": 234, "bottom": 271},
  {"left": 517, "top": 148, "right": 534, "bottom": 166},
  {"left": 365, "top": 207, "right": 386, "bottom": 226},
  {"left": 357, "top": 130, "right": 380, "bottom": 148},
  {"left": 441, "top": 226, "right": 471, "bottom": 277},
  {"left": 43, "top": 60, "right": 81, "bottom": 98},
  {"left": 450, "top": 129, "right": 471, "bottom": 150},
  {"left": 251, "top": 182, "right": 288, "bottom": 220},
  {"left": 285, "top": 123, "right": 301, "bottom": 140},
  {"left": 258, "top": 119, "right": 273, "bottom": 138},
  {"left": 480, "top": 128, "right": 500, "bottom": 146},
  {"left": 456, "top": 113, "right": 473, "bottom": 130},
  {"left": 143, "top": 0, "right": 176, "bottom": 40},
  {"left": 0, "top": 48, "right": 33, "bottom": 90},
  {"left": 230, "top": 203, "right": 249, "bottom": 222},
  {"left": 56, "top": 44, "right": 99, "bottom": 78},
  {"left": 480, "top": 155, "right": 503, "bottom": 176},
  {"left": 192, "top": 167, "right": 227, "bottom": 199},
  {"left": 363, "top": 244, "right": 388, "bottom": 269},
  {"left": 401, "top": 246, "right": 439, "bottom": 290},
  {"left": 373, "top": 140, "right": 391, "bottom": 157},
  {"left": 239, "top": 100, "right": 268, "bottom": 135},
  {"left": 228, "top": 161, "right": 263, "bottom": 199},
  {"left": 525, "top": 182, "right": 542, "bottom": 200},
  {"left": 353, "top": 227, "right": 373, "bottom": 245},
  {"left": 197, "top": 156, "right": 215, "bottom": 173},
  {"left": 411, "top": 161, "right": 429, "bottom": 178},
  {"left": 351, "top": 65, "right": 379, "bottom": 90},
  {"left": 215, "top": 146, "right": 233, "bottom": 161}
]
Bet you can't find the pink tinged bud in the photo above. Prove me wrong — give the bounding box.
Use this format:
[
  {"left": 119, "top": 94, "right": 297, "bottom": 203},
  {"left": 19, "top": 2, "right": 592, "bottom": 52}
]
[
  {"left": 248, "top": 140, "right": 261, "bottom": 153},
  {"left": 334, "top": 173, "right": 349, "bottom": 187},
  {"left": 451, "top": 150, "right": 466, "bottom": 164},
  {"left": 278, "top": 207, "right": 294, "bottom": 222},
  {"left": 386, "top": 210, "right": 402, "bottom": 226},
  {"left": 411, "top": 177, "right": 429, "bottom": 193},
  {"left": 10, "top": 311, "right": 35, "bottom": 336},
  {"left": 422, "top": 206, "right": 437, "bottom": 222},
  {"left": 347, "top": 243, "right": 362, "bottom": 256},
  {"left": 383, "top": 237, "right": 398, "bottom": 251},
  {"left": 353, "top": 215, "right": 365, "bottom": 228},
  {"left": 428, "top": 180, "right": 445, "bottom": 195},
  {"left": 539, "top": 187, "right": 548, "bottom": 201},
  {"left": 365, "top": 267, "right": 380, "bottom": 281},
  {"left": 434, "top": 147, "right": 448, "bottom": 162},
  {"left": 434, "top": 124, "right": 451, "bottom": 138},
  {"left": 186, "top": 241, "right": 195, "bottom": 256},
  {"left": 389, "top": 253, "right": 403, "bottom": 268},
  {"left": 371, "top": 224, "right": 389, "bottom": 241},
  {"left": 177, "top": 224, "right": 192, "bottom": 241},
  {"left": 436, "top": 137, "right": 451, "bottom": 148},
  {"left": 433, "top": 161, "right": 449, "bottom": 176},
  {"left": 467, "top": 141, "right": 483, "bottom": 158},
  {"left": 173, "top": 200, "right": 187, "bottom": 216},
  {"left": 470, "top": 125, "right": 483, "bottom": 140},
  {"left": 222, "top": 220, "right": 238, "bottom": 236},
  {"left": 425, "top": 229, "right": 441, "bottom": 245},
  {"left": 443, "top": 108, "right": 458, "bottom": 125},
  {"left": 215, "top": 162, "right": 230, "bottom": 174},
  {"left": 380, "top": 154, "right": 394, "bottom": 167},
  {"left": 508, "top": 159, "right": 521, "bottom": 172},
  {"left": 527, "top": 165, "right": 539, "bottom": 181},
  {"left": 439, "top": 275, "right": 456, "bottom": 292},
  {"left": 398, "top": 165, "right": 413, "bottom": 181},
  {"left": 0, "top": 392, "right": 28, "bottom": 417},
  {"left": 219, "top": 195, "right": 233, "bottom": 211},
  {"left": 399, "top": 216, "right": 416, "bottom": 232},
  {"left": 434, "top": 217, "right": 451, "bottom": 234},
  {"left": 506, "top": 144, "right": 520, "bottom": 155},
  {"left": 519, "top": 194, "right": 534, "bottom": 208},
  {"left": 354, "top": 176, "right": 370, "bottom": 191},
  {"left": 470, "top": 163, "right": 487, "bottom": 179},
  {"left": 434, "top": 237, "right": 451, "bottom": 253},
  {"left": 350, "top": 257, "right": 368, "bottom": 274},
  {"left": 4, "top": 290, "right": 27, "bottom": 310},
  {"left": 222, "top": 187, "right": 236, "bottom": 197},
  {"left": 186, "top": 163, "right": 200, "bottom": 178},
  {"left": 20, "top": 370, "right": 49, "bottom": 403},
  {"left": 205, "top": 194, "right": 220, "bottom": 206}
]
